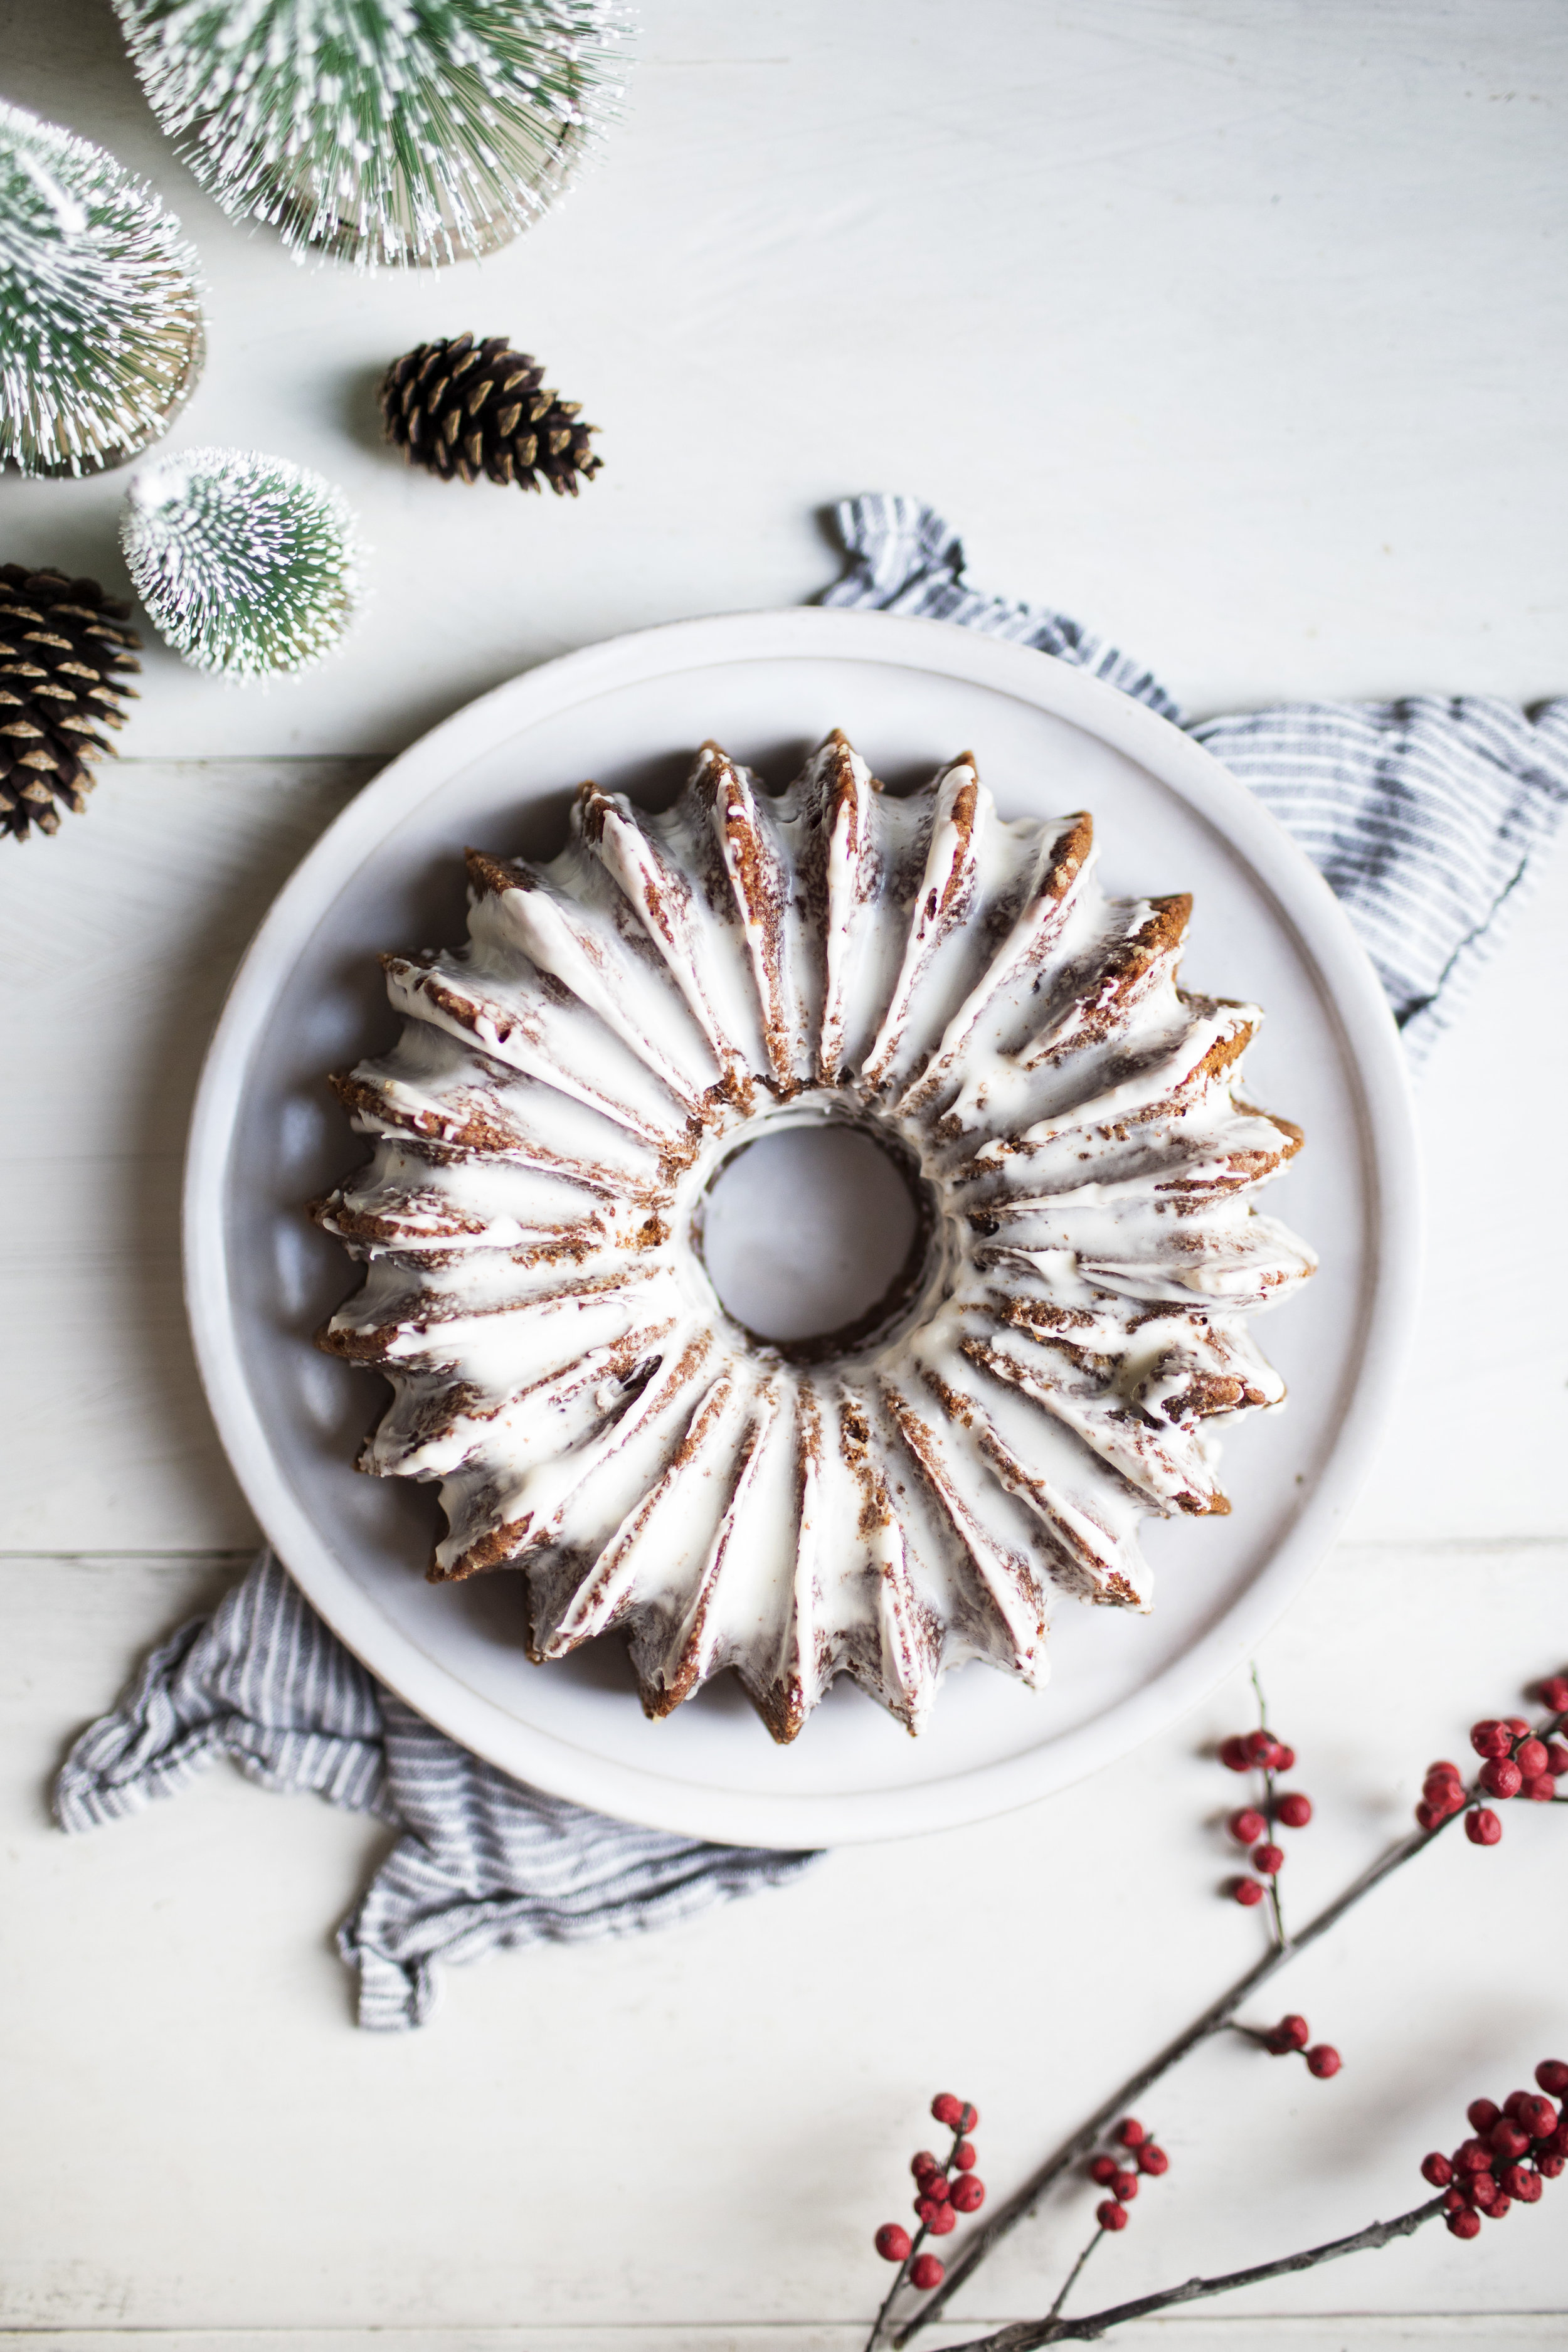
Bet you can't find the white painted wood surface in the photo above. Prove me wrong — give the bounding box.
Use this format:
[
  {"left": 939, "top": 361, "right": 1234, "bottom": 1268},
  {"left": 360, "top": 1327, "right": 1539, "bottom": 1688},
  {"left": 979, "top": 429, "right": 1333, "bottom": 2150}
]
[{"left": 3, "top": 3, "right": 1566, "bottom": 2345}]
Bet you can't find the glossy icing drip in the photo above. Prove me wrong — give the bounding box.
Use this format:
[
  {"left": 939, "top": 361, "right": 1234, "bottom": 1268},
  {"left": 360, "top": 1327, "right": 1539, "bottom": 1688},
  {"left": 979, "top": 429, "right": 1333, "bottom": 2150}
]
[{"left": 315, "top": 733, "right": 1315, "bottom": 1742}]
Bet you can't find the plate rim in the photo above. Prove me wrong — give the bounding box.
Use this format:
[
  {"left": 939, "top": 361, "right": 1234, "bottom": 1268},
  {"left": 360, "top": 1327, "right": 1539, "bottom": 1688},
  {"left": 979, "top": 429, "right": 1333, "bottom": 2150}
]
[{"left": 183, "top": 606, "right": 1424, "bottom": 1846}]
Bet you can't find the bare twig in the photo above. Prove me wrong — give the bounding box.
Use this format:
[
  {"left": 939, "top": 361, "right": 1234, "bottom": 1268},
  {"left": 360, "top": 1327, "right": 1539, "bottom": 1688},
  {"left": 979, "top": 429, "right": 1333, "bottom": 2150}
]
[
  {"left": 1044, "top": 2223, "right": 1103, "bottom": 2321},
  {"left": 935, "top": 2193, "right": 1447, "bottom": 2349}
]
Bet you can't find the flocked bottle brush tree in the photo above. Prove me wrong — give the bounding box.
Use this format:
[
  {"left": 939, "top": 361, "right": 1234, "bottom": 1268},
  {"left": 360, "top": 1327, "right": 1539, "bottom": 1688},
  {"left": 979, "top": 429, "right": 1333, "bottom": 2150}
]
[
  {"left": 0, "top": 100, "right": 203, "bottom": 477},
  {"left": 111, "top": 0, "right": 632, "bottom": 267},
  {"left": 121, "top": 447, "right": 364, "bottom": 682}
]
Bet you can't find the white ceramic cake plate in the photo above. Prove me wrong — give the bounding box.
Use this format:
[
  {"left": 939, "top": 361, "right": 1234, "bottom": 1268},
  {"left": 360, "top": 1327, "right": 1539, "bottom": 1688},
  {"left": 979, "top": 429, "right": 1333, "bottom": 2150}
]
[{"left": 184, "top": 608, "right": 1421, "bottom": 1847}]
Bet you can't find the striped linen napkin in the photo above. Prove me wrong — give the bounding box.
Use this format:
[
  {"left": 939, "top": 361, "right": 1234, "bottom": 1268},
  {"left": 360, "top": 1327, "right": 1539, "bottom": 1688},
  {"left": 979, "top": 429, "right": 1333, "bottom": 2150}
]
[
  {"left": 55, "top": 1550, "right": 810, "bottom": 2031},
  {"left": 54, "top": 492, "right": 1568, "bottom": 2030}
]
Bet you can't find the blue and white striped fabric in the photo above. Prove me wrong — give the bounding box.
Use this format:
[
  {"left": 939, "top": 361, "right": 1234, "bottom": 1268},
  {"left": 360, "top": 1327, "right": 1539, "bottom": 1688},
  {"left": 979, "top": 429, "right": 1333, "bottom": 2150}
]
[
  {"left": 826, "top": 493, "right": 1568, "bottom": 1065},
  {"left": 55, "top": 1551, "right": 814, "bottom": 2030},
  {"left": 56, "top": 490, "right": 1568, "bottom": 2031}
]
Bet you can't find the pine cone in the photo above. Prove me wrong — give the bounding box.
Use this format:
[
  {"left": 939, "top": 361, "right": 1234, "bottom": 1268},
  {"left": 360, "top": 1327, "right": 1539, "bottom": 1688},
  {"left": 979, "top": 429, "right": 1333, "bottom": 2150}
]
[
  {"left": 378, "top": 335, "right": 602, "bottom": 494},
  {"left": 0, "top": 566, "right": 140, "bottom": 842}
]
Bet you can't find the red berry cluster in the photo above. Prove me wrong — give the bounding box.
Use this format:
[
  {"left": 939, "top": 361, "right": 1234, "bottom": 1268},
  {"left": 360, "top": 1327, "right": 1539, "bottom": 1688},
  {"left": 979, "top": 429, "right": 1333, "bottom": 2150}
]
[
  {"left": 873, "top": 2094, "right": 986, "bottom": 2294},
  {"left": 1246, "top": 2011, "right": 1342, "bottom": 2078},
  {"left": 1417, "top": 1677, "right": 1568, "bottom": 1845},
  {"left": 1084, "top": 2116, "right": 1170, "bottom": 2232},
  {"left": 1218, "top": 1725, "right": 1311, "bottom": 1904},
  {"left": 1421, "top": 2060, "right": 1568, "bottom": 2237}
]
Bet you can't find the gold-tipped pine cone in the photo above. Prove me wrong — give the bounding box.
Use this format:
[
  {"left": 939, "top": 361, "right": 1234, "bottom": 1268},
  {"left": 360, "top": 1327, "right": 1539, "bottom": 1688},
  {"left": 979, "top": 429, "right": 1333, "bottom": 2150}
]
[
  {"left": 378, "top": 335, "right": 601, "bottom": 495},
  {"left": 0, "top": 566, "right": 140, "bottom": 842}
]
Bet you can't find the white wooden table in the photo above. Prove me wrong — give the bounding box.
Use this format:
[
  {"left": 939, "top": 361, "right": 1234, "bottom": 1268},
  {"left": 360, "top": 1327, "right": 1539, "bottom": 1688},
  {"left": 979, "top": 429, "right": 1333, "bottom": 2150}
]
[{"left": 3, "top": 5, "right": 1566, "bottom": 2347}]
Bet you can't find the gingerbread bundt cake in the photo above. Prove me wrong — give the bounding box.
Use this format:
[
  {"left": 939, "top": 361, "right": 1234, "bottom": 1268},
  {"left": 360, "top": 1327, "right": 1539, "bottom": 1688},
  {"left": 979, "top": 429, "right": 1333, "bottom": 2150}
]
[{"left": 314, "top": 734, "right": 1315, "bottom": 1741}]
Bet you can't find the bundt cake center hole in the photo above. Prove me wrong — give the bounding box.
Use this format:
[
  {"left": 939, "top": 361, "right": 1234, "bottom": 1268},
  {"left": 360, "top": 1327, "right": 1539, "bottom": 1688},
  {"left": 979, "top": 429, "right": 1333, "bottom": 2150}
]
[{"left": 696, "top": 1121, "right": 933, "bottom": 1359}]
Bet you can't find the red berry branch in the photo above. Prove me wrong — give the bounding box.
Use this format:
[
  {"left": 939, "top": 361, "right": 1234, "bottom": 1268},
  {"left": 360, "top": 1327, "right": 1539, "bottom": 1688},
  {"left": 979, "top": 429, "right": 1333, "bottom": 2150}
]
[
  {"left": 869, "top": 2095, "right": 986, "bottom": 2338},
  {"left": 1422, "top": 2058, "right": 1568, "bottom": 2235},
  {"left": 1043, "top": 2117, "right": 1172, "bottom": 2320},
  {"left": 912, "top": 2060, "right": 1565, "bottom": 2348},
  {"left": 866, "top": 1663, "right": 1568, "bottom": 2350},
  {"left": 1229, "top": 2010, "right": 1340, "bottom": 2077},
  {"left": 1218, "top": 1668, "right": 1313, "bottom": 1941},
  {"left": 1418, "top": 1679, "right": 1568, "bottom": 1846}
]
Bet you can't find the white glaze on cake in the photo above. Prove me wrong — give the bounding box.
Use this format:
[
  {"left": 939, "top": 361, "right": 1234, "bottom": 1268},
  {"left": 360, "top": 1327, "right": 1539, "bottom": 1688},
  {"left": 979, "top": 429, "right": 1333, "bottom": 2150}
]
[{"left": 315, "top": 735, "right": 1315, "bottom": 1741}]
